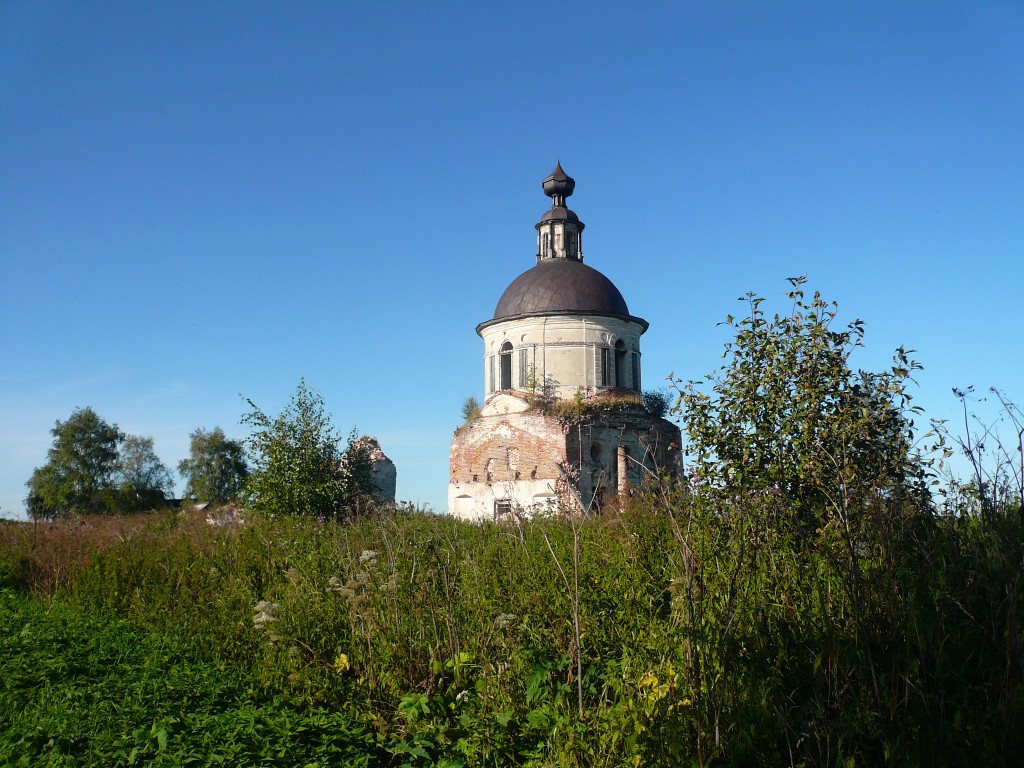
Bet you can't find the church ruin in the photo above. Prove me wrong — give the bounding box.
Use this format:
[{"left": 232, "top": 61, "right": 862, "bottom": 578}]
[{"left": 448, "top": 163, "right": 680, "bottom": 520}]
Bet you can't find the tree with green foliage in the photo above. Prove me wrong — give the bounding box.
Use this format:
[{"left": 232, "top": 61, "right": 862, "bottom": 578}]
[
  {"left": 460, "top": 395, "right": 481, "bottom": 424},
  {"left": 116, "top": 435, "right": 174, "bottom": 507},
  {"left": 242, "top": 380, "right": 376, "bottom": 518},
  {"left": 674, "top": 276, "right": 930, "bottom": 529},
  {"left": 339, "top": 436, "right": 376, "bottom": 506},
  {"left": 25, "top": 407, "right": 124, "bottom": 518},
  {"left": 178, "top": 427, "right": 249, "bottom": 504}
]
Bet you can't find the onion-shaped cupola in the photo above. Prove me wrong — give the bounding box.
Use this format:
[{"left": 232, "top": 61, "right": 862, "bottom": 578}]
[
  {"left": 480, "top": 162, "right": 646, "bottom": 332},
  {"left": 536, "top": 161, "right": 584, "bottom": 262}
]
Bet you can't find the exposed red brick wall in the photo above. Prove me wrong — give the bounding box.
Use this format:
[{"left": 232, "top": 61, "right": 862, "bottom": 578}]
[
  {"left": 449, "top": 406, "right": 681, "bottom": 515},
  {"left": 450, "top": 412, "right": 569, "bottom": 484}
]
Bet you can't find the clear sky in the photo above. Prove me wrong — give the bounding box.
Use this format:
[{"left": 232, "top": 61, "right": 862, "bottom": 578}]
[{"left": 2, "top": 2, "right": 1022, "bottom": 518}]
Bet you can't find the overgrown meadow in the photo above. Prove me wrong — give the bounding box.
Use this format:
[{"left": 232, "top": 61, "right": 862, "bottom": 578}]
[
  {"left": 5, "top": 283, "right": 1022, "bottom": 766},
  {"left": 2, "top": 493, "right": 1021, "bottom": 767}
]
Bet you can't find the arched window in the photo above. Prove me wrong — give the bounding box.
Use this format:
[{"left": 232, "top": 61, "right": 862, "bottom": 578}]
[
  {"left": 499, "top": 341, "right": 513, "bottom": 390},
  {"left": 615, "top": 340, "right": 627, "bottom": 388}
]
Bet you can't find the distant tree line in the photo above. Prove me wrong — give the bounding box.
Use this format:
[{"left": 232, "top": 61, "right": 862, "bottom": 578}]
[
  {"left": 24, "top": 380, "right": 377, "bottom": 520},
  {"left": 25, "top": 408, "right": 178, "bottom": 518}
]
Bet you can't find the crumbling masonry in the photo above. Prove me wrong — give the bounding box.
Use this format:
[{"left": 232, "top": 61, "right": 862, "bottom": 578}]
[{"left": 448, "top": 164, "right": 680, "bottom": 520}]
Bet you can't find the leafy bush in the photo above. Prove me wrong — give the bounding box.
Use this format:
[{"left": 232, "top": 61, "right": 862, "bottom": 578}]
[
  {"left": 243, "top": 380, "right": 375, "bottom": 519},
  {"left": 642, "top": 389, "right": 670, "bottom": 418},
  {"left": 674, "top": 276, "right": 932, "bottom": 530}
]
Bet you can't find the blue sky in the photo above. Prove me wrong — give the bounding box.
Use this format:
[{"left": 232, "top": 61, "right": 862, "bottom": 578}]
[{"left": 2, "top": 2, "right": 1022, "bottom": 517}]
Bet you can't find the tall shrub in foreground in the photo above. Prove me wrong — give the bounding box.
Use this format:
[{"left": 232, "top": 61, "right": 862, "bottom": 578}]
[
  {"left": 242, "top": 380, "right": 374, "bottom": 518},
  {"left": 673, "top": 275, "right": 932, "bottom": 529},
  {"left": 670, "top": 277, "right": 946, "bottom": 762}
]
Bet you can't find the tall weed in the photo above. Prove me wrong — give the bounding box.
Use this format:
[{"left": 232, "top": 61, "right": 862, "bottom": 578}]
[{"left": 1, "top": 498, "right": 1021, "bottom": 766}]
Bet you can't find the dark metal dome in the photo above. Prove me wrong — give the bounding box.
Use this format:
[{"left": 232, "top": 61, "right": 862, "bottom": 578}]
[
  {"left": 476, "top": 163, "right": 648, "bottom": 334},
  {"left": 485, "top": 259, "right": 645, "bottom": 326},
  {"left": 539, "top": 206, "right": 581, "bottom": 224}
]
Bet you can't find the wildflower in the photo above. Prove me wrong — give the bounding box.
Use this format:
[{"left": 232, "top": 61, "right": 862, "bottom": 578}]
[
  {"left": 359, "top": 549, "right": 378, "bottom": 565},
  {"left": 494, "top": 613, "right": 517, "bottom": 630},
  {"left": 456, "top": 690, "right": 470, "bottom": 703},
  {"left": 285, "top": 567, "right": 301, "bottom": 583},
  {"left": 334, "top": 653, "right": 350, "bottom": 673},
  {"left": 253, "top": 601, "right": 281, "bottom": 637}
]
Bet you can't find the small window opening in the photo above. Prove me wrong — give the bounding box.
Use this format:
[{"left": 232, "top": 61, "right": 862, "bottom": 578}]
[
  {"left": 494, "top": 499, "right": 513, "bottom": 522},
  {"left": 600, "top": 347, "right": 610, "bottom": 387}
]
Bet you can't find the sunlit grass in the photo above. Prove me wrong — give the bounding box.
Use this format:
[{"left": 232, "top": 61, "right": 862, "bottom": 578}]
[
  {"left": 1, "top": 499, "right": 1021, "bottom": 767},
  {"left": 0, "top": 588, "right": 380, "bottom": 767}
]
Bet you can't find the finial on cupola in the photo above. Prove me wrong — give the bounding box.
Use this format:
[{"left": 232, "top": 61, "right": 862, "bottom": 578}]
[{"left": 542, "top": 160, "right": 575, "bottom": 207}]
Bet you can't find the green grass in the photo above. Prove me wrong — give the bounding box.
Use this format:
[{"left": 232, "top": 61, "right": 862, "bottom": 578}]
[
  {"left": 1, "top": 500, "right": 1022, "bottom": 767},
  {"left": 0, "top": 588, "right": 382, "bottom": 767}
]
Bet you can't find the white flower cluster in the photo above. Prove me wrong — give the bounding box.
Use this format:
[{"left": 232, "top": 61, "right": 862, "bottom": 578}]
[
  {"left": 253, "top": 600, "right": 282, "bottom": 640},
  {"left": 358, "top": 549, "right": 378, "bottom": 565},
  {"left": 494, "top": 613, "right": 517, "bottom": 630}
]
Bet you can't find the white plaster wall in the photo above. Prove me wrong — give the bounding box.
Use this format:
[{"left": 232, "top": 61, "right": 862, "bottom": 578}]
[
  {"left": 449, "top": 479, "right": 559, "bottom": 522},
  {"left": 480, "top": 314, "right": 645, "bottom": 400}
]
